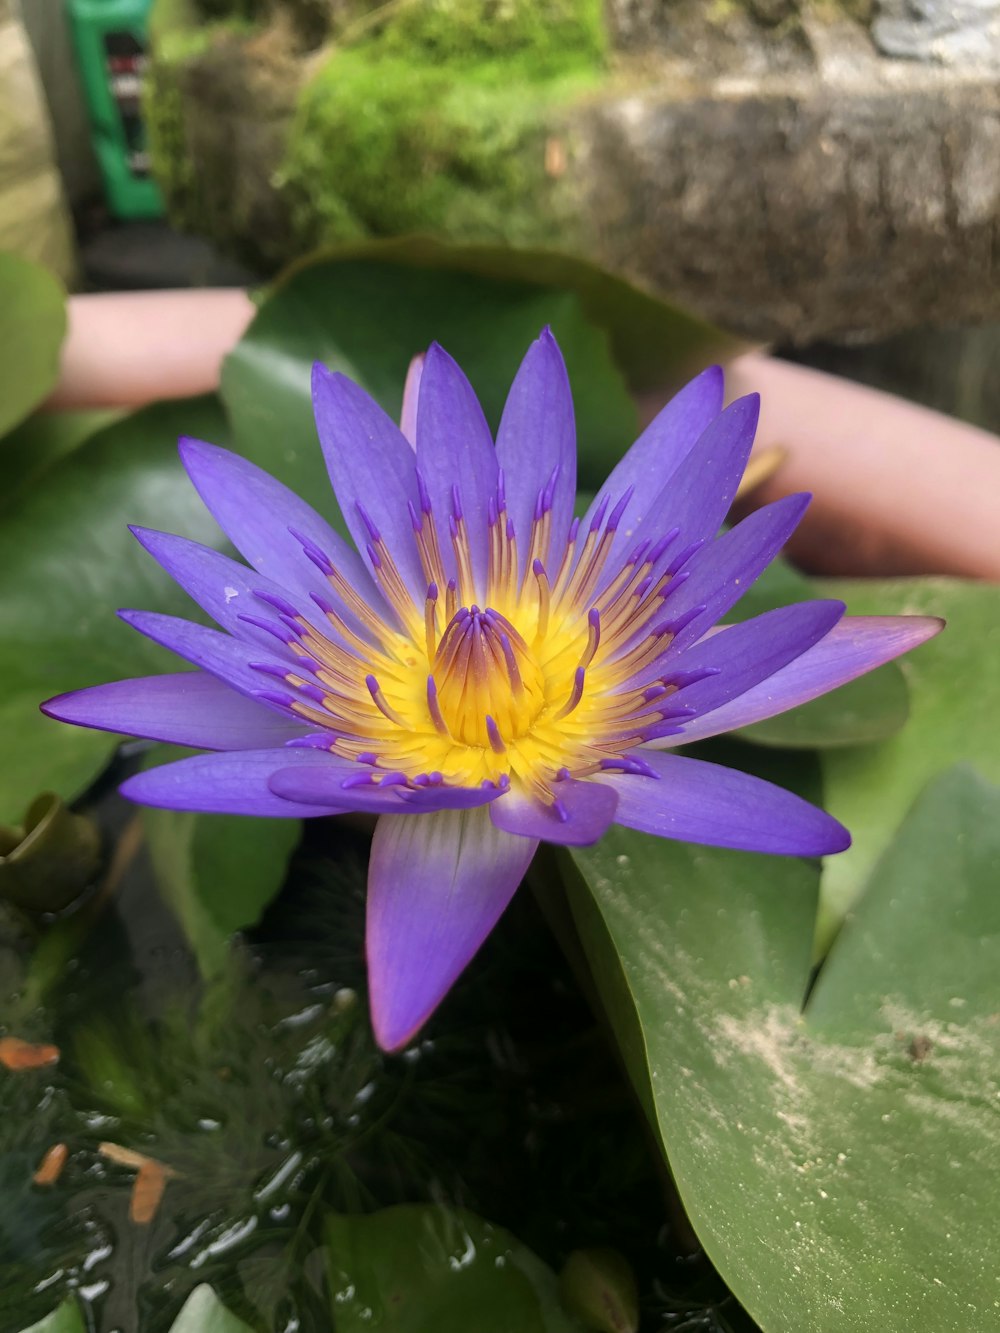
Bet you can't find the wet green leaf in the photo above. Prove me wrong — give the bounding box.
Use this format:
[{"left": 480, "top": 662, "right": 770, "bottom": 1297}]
[
  {"left": 0, "top": 793, "right": 101, "bottom": 913},
  {"left": 570, "top": 766, "right": 1000, "bottom": 1333},
  {"left": 817, "top": 578, "right": 1000, "bottom": 949},
  {"left": 18, "top": 1303, "right": 85, "bottom": 1333},
  {"left": 324, "top": 1205, "right": 584, "bottom": 1331},
  {"left": 168, "top": 1285, "right": 254, "bottom": 1332},
  {"left": 0, "top": 396, "right": 230, "bottom": 821},
  {"left": 142, "top": 797, "right": 301, "bottom": 978},
  {"left": 1, "top": 409, "right": 123, "bottom": 512},
  {"left": 0, "top": 253, "right": 66, "bottom": 440},
  {"left": 222, "top": 239, "right": 733, "bottom": 507}
]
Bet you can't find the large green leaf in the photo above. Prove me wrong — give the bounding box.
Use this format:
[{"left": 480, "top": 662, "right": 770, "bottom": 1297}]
[
  {"left": 168, "top": 1285, "right": 254, "bottom": 1333},
  {"left": 570, "top": 766, "right": 1000, "bottom": 1333},
  {"left": 143, "top": 797, "right": 300, "bottom": 978},
  {"left": 18, "top": 1304, "right": 85, "bottom": 1333},
  {"left": 1, "top": 409, "right": 123, "bottom": 512},
  {"left": 0, "top": 253, "right": 66, "bottom": 440},
  {"left": 0, "top": 396, "right": 230, "bottom": 820},
  {"left": 223, "top": 256, "right": 634, "bottom": 509},
  {"left": 817, "top": 578, "right": 1000, "bottom": 949},
  {"left": 324, "top": 1205, "right": 583, "bottom": 1332}
]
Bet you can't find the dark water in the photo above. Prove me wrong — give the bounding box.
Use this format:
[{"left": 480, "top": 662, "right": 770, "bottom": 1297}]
[{"left": 0, "top": 774, "right": 755, "bottom": 1333}]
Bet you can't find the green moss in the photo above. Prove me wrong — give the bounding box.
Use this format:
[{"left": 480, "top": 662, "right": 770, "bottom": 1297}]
[
  {"left": 366, "top": 0, "right": 606, "bottom": 74},
  {"left": 283, "top": 19, "right": 600, "bottom": 252}
]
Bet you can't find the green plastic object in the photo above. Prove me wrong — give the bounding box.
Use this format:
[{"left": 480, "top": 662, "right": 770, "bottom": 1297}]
[{"left": 64, "top": 0, "right": 163, "bottom": 219}]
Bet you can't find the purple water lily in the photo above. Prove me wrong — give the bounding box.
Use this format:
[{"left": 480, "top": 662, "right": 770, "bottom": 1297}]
[{"left": 43, "top": 332, "right": 941, "bottom": 1051}]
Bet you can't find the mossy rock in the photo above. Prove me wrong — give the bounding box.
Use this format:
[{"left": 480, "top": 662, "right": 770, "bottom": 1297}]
[{"left": 146, "top": 0, "right": 604, "bottom": 268}]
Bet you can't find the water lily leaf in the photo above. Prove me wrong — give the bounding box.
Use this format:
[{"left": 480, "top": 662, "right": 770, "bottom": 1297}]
[
  {"left": 1, "top": 409, "right": 123, "bottom": 512},
  {"left": 816, "top": 578, "right": 1000, "bottom": 950},
  {"left": 0, "top": 396, "right": 230, "bottom": 821},
  {"left": 17, "top": 1304, "right": 85, "bottom": 1333},
  {"left": 168, "top": 1285, "right": 254, "bottom": 1333},
  {"left": 142, "top": 795, "right": 300, "bottom": 978},
  {"left": 570, "top": 765, "right": 1000, "bottom": 1333},
  {"left": 324, "top": 1205, "right": 583, "bottom": 1332},
  {"left": 0, "top": 253, "right": 66, "bottom": 440},
  {"left": 221, "top": 240, "right": 728, "bottom": 509}
]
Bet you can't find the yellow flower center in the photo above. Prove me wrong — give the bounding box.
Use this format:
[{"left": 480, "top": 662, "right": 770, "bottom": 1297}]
[{"left": 270, "top": 480, "right": 688, "bottom": 803}]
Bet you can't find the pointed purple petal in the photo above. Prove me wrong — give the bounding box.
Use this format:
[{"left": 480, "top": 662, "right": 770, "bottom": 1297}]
[
  {"left": 631, "top": 600, "right": 846, "bottom": 719},
  {"left": 399, "top": 352, "right": 424, "bottom": 447},
  {"left": 650, "top": 615, "right": 944, "bottom": 747},
  {"left": 646, "top": 493, "right": 812, "bottom": 657},
  {"left": 119, "top": 610, "right": 304, "bottom": 712},
  {"left": 129, "top": 527, "right": 326, "bottom": 651},
  {"left": 489, "top": 778, "right": 618, "bottom": 846},
  {"left": 602, "top": 751, "right": 850, "bottom": 856},
  {"left": 120, "top": 748, "right": 345, "bottom": 817},
  {"left": 311, "top": 364, "right": 425, "bottom": 599},
  {"left": 41, "top": 672, "right": 310, "bottom": 750},
  {"left": 177, "top": 438, "right": 389, "bottom": 625},
  {"left": 268, "top": 765, "right": 502, "bottom": 814},
  {"left": 495, "top": 330, "right": 576, "bottom": 574},
  {"left": 415, "top": 343, "right": 498, "bottom": 594},
  {"left": 366, "top": 808, "right": 537, "bottom": 1051},
  {"left": 617, "top": 394, "right": 760, "bottom": 579},
  {"left": 581, "top": 366, "right": 725, "bottom": 569}
]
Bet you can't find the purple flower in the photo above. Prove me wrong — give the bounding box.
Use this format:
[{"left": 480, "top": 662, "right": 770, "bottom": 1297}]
[{"left": 42, "top": 333, "right": 941, "bottom": 1051}]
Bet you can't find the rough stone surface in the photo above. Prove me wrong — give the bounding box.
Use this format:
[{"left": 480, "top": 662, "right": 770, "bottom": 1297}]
[
  {"left": 147, "top": 7, "right": 1000, "bottom": 343},
  {"left": 577, "top": 21, "right": 1000, "bottom": 341}
]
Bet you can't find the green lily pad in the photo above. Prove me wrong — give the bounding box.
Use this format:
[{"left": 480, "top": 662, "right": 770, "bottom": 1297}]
[
  {"left": 324, "top": 1205, "right": 584, "bottom": 1331},
  {"left": 1, "top": 409, "right": 123, "bottom": 512},
  {"left": 18, "top": 1303, "right": 85, "bottom": 1333},
  {"left": 0, "top": 396, "right": 230, "bottom": 821},
  {"left": 0, "top": 253, "right": 66, "bottom": 440},
  {"left": 222, "top": 250, "right": 639, "bottom": 511},
  {"left": 735, "top": 661, "right": 909, "bottom": 750},
  {"left": 817, "top": 578, "right": 1000, "bottom": 950},
  {"left": 570, "top": 766, "right": 1000, "bottom": 1333},
  {"left": 142, "top": 791, "right": 301, "bottom": 978},
  {"left": 168, "top": 1285, "right": 254, "bottom": 1332}
]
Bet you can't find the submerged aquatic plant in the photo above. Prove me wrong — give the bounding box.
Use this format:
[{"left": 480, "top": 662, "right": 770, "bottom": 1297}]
[{"left": 43, "top": 332, "right": 940, "bottom": 1050}]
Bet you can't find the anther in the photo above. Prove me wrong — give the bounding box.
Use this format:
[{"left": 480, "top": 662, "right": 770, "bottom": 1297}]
[
  {"left": 355, "top": 502, "right": 380, "bottom": 542},
  {"left": 607, "top": 485, "right": 634, "bottom": 532},
  {"left": 426, "top": 675, "right": 450, "bottom": 736},
  {"left": 485, "top": 714, "right": 506, "bottom": 754},
  {"left": 365, "top": 674, "right": 408, "bottom": 727},
  {"left": 554, "top": 666, "right": 586, "bottom": 720}
]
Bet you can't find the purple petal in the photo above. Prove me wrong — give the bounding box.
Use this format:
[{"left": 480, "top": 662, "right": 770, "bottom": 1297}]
[
  {"left": 177, "top": 438, "right": 389, "bottom": 627},
  {"left": 581, "top": 366, "right": 724, "bottom": 565},
  {"left": 399, "top": 352, "right": 424, "bottom": 447},
  {"left": 415, "top": 343, "right": 498, "bottom": 595},
  {"left": 645, "top": 493, "right": 812, "bottom": 658},
  {"left": 41, "top": 672, "right": 310, "bottom": 750},
  {"left": 129, "top": 527, "right": 327, "bottom": 652},
  {"left": 119, "top": 610, "right": 304, "bottom": 711},
  {"left": 615, "top": 394, "right": 760, "bottom": 585},
  {"left": 651, "top": 615, "right": 944, "bottom": 747},
  {"left": 495, "top": 329, "right": 576, "bottom": 574},
  {"left": 268, "top": 764, "right": 503, "bottom": 814},
  {"left": 311, "top": 365, "right": 425, "bottom": 599},
  {"left": 366, "top": 808, "right": 537, "bottom": 1051},
  {"left": 120, "top": 748, "right": 345, "bottom": 817},
  {"left": 602, "top": 751, "right": 850, "bottom": 856},
  {"left": 631, "top": 600, "right": 846, "bottom": 727},
  {"left": 489, "top": 778, "right": 618, "bottom": 846}
]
